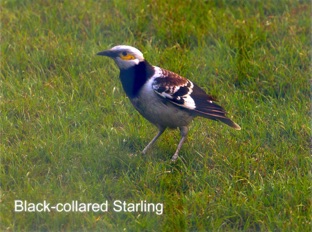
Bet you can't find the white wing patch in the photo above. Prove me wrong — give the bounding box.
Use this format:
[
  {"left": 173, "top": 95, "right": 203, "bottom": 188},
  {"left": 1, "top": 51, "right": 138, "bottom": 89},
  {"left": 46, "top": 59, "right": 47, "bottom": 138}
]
[
  {"left": 180, "top": 94, "right": 196, "bottom": 110},
  {"left": 151, "top": 67, "right": 196, "bottom": 110}
]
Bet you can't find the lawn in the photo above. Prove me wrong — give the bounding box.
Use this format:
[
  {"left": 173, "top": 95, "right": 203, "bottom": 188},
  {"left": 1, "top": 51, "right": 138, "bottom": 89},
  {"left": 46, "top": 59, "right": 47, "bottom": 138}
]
[{"left": 1, "top": 0, "right": 311, "bottom": 231}]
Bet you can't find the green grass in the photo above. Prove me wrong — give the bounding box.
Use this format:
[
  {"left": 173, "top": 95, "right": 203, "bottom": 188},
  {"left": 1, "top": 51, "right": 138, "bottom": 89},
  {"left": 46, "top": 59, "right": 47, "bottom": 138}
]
[{"left": 1, "top": 0, "right": 311, "bottom": 231}]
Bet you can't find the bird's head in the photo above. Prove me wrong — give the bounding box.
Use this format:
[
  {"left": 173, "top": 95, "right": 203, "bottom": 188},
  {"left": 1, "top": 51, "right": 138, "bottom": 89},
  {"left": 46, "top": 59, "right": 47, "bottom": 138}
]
[{"left": 97, "top": 45, "right": 144, "bottom": 70}]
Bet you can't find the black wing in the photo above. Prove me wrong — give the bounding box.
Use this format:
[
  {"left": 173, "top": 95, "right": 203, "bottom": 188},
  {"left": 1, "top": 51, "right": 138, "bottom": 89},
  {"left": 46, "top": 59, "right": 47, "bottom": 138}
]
[{"left": 152, "top": 67, "right": 241, "bottom": 130}]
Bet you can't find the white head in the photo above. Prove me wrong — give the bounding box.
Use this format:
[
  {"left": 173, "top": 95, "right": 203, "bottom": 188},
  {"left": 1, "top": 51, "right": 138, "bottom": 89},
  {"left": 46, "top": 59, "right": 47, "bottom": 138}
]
[{"left": 97, "top": 45, "right": 144, "bottom": 70}]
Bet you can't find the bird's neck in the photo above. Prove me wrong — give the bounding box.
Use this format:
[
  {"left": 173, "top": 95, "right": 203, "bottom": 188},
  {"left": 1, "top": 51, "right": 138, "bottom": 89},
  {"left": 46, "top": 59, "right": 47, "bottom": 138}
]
[{"left": 119, "top": 60, "right": 155, "bottom": 98}]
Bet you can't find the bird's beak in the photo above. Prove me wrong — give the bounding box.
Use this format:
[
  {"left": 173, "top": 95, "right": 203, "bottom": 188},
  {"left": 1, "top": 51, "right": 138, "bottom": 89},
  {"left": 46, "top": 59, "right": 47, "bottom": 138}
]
[{"left": 97, "top": 49, "right": 116, "bottom": 58}]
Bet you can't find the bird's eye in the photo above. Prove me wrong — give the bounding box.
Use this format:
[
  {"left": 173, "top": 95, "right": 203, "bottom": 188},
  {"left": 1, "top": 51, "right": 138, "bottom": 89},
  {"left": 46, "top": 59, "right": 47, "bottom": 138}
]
[{"left": 120, "top": 51, "right": 135, "bottom": 60}]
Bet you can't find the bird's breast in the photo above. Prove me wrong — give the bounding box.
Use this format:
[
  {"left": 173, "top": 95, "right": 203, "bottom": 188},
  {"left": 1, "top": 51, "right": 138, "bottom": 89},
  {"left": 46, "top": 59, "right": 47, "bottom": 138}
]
[{"left": 130, "top": 80, "right": 194, "bottom": 128}]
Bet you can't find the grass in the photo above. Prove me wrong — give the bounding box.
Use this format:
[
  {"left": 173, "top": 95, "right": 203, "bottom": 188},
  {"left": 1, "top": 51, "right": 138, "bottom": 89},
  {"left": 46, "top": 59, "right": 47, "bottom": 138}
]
[{"left": 1, "top": 0, "right": 311, "bottom": 231}]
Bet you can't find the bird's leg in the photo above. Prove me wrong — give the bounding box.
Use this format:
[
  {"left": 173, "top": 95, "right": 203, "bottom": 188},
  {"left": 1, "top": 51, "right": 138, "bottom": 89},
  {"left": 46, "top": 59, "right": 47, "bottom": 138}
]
[
  {"left": 171, "top": 126, "right": 189, "bottom": 161},
  {"left": 142, "top": 127, "right": 166, "bottom": 154}
]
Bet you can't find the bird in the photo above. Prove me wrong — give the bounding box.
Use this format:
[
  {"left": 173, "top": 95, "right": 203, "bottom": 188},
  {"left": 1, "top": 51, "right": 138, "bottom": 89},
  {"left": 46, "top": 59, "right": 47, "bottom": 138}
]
[{"left": 97, "top": 45, "right": 241, "bottom": 161}]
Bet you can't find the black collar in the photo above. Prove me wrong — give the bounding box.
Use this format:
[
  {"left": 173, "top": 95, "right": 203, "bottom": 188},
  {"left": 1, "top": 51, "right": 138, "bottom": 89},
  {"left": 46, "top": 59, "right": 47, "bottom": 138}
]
[{"left": 119, "top": 61, "right": 155, "bottom": 98}]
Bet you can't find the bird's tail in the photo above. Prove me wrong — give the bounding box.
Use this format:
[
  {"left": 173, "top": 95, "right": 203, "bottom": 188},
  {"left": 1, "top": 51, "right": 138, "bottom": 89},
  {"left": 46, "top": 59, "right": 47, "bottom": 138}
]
[
  {"left": 192, "top": 100, "right": 241, "bottom": 130},
  {"left": 217, "top": 117, "right": 241, "bottom": 130}
]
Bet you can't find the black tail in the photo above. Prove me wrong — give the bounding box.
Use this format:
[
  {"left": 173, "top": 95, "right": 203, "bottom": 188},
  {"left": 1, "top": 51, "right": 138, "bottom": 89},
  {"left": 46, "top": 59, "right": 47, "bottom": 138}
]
[
  {"left": 216, "top": 117, "right": 241, "bottom": 130},
  {"left": 192, "top": 99, "right": 241, "bottom": 130}
]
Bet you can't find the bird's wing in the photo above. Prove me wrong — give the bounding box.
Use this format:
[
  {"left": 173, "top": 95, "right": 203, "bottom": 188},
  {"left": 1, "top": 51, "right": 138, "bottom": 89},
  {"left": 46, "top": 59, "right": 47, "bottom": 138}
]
[{"left": 151, "top": 67, "right": 231, "bottom": 121}]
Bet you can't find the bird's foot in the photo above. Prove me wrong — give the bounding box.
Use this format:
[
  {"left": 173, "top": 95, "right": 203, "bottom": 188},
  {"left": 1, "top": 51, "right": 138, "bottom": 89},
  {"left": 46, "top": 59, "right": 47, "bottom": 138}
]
[
  {"left": 142, "top": 148, "right": 148, "bottom": 155},
  {"left": 170, "top": 153, "right": 179, "bottom": 162}
]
